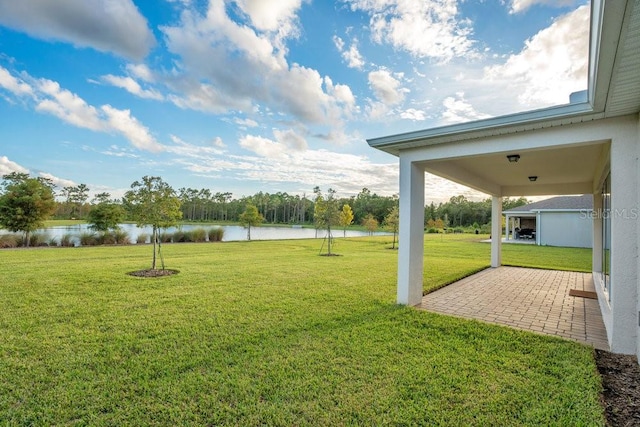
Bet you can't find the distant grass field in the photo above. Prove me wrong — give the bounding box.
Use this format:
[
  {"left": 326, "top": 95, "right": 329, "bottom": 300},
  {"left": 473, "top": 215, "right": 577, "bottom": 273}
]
[{"left": 0, "top": 235, "right": 603, "bottom": 425}]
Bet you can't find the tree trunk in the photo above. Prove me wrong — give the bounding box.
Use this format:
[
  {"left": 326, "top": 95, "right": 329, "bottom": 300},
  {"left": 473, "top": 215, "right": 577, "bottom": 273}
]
[{"left": 152, "top": 226, "right": 157, "bottom": 270}]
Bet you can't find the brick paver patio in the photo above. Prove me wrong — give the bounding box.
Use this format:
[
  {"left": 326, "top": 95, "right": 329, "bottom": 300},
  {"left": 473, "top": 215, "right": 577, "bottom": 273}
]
[{"left": 419, "top": 266, "right": 609, "bottom": 350}]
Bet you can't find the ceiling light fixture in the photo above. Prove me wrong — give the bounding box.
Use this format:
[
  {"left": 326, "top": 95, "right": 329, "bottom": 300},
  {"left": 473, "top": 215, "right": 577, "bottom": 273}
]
[
  {"left": 507, "top": 154, "right": 520, "bottom": 163},
  {"left": 529, "top": 176, "right": 538, "bottom": 182}
]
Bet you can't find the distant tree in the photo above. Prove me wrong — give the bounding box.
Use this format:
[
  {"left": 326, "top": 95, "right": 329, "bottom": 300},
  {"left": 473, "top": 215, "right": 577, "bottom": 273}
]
[
  {"left": 362, "top": 213, "right": 379, "bottom": 235},
  {"left": 0, "top": 173, "right": 56, "bottom": 247},
  {"left": 124, "top": 176, "right": 182, "bottom": 270},
  {"left": 87, "top": 193, "right": 125, "bottom": 232},
  {"left": 338, "top": 204, "right": 354, "bottom": 237},
  {"left": 239, "top": 203, "right": 263, "bottom": 240},
  {"left": 383, "top": 206, "right": 399, "bottom": 249},
  {"left": 503, "top": 197, "right": 529, "bottom": 211},
  {"left": 313, "top": 187, "right": 341, "bottom": 255}
]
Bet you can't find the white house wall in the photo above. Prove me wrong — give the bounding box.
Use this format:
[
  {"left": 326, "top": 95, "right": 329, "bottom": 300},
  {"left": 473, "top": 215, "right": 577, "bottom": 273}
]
[
  {"left": 636, "top": 113, "right": 640, "bottom": 359},
  {"left": 604, "top": 115, "right": 638, "bottom": 355},
  {"left": 538, "top": 212, "right": 592, "bottom": 248}
]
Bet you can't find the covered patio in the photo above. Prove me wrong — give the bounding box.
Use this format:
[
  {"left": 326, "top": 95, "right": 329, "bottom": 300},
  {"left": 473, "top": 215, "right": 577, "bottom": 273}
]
[
  {"left": 419, "top": 266, "right": 609, "bottom": 350},
  {"left": 367, "top": 0, "right": 640, "bottom": 358}
]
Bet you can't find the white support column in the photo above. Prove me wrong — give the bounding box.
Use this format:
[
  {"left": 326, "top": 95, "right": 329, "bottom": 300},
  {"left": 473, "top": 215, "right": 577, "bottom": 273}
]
[
  {"left": 491, "top": 196, "right": 502, "bottom": 268},
  {"left": 592, "top": 191, "right": 603, "bottom": 274},
  {"left": 505, "top": 214, "right": 510, "bottom": 240},
  {"left": 398, "top": 156, "right": 425, "bottom": 306},
  {"left": 608, "top": 129, "right": 638, "bottom": 354}
]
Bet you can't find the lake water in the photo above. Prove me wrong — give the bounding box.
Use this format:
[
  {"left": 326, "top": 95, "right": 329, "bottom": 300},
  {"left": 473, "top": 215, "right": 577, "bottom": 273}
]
[{"left": 16, "top": 224, "right": 387, "bottom": 245}]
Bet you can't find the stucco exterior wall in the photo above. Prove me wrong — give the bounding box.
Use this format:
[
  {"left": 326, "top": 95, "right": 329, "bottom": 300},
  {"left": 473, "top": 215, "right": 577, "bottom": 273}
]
[{"left": 538, "top": 211, "right": 592, "bottom": 248}]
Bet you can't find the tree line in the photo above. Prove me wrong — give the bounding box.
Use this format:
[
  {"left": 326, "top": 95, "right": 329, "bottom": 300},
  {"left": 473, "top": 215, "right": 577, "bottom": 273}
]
[{"left": 1, "top": 173, "right": 530, "bottom": 249}]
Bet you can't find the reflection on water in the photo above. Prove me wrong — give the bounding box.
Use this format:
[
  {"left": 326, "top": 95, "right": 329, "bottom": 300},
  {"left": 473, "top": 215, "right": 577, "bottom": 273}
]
[{"left": 11, "top": 223, "right": 387, "bottom": 246}]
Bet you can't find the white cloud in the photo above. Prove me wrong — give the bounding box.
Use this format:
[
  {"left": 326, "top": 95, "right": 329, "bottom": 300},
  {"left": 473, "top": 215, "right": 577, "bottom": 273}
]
[
  {"left": 366, "top": 101, "right": 392, "bottom": 120},
  {"left": 160, "top": 0, "right": 355, "bottom": 131},
  {"left": 101, "top": 75, "right": 164, "bottom": 100},
  {"left": 101, "top": 105, "right": 164, "bottom": 152},
  {"left": 0, "top": 67, "right": 33, "bottom": 96},
  {"left": 234, "top": 117, "right": 259, "bottom": 127},
  {"left": 0, "top": 0, "right": 155, "bottom": 61},
  {"left": 165, "top": 135, "right": 226, "bottom": 158},
  {"left": 35, "top": 79, "right": 104, "bottom": 130},
  {"left": 346, "top": 0, "right": 476, "bottom": 62},
  {"left": 126, "top": 64, "right": 156, "bottom": 83},
  {"left": 1, "top": 67, "right": 164, "bottom": 152},
  {"left": 212, "top": 137, "right": 226, "bottom": 148},
  {"left": 368, "top": 69, "right": 407, "bottom": 105},
  {"left": 195, "top": 132, "right": 399, "bottom": 195},
  {"left": 0, "top": 156, "right": 29, "bottom": 176},
  {"left": 333, "top": 35, "right": 365, "bottom": 69},
  {"left": 400, "top": 108, "right": 427, "bottom": 121},
  {"left": 240, "top": 134, "right": 287, "bottom": 159},
  {"left": 440, "top": 92, "right": 491, "bottom": 124},
  {"left": 236, "top": 0, "right": 303, "bottom": 36},
  {"left": 483, "top": 5, "right": 589, "bottom": 107},
  {"left": 509, "top": 0, "right": 577, "bottom": 14},
  {"left": 274, "top": 129, "right": 308, "bottom": 151},
  {"left": 38, "top": 172, "right": 76, "bottom": 188}
]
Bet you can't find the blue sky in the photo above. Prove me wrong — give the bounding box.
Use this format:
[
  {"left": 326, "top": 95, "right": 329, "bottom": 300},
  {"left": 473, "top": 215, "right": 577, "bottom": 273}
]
[{"left": 0, "top": 0, "right": 590, "bottom": 203}]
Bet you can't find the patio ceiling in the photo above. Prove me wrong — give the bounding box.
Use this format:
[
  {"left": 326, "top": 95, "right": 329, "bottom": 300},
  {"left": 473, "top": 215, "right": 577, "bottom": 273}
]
[{"left": 420, "top": 140, "right": 609, "bottom": 197}]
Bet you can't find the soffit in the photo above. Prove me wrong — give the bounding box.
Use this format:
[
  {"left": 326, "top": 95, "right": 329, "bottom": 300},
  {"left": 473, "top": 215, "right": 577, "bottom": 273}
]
[
  {"left": 605, "top": 0, "right": 640, "bottom": 116},
  {"left": 422, "top": 142, "right": 608, "bottom": 197}
]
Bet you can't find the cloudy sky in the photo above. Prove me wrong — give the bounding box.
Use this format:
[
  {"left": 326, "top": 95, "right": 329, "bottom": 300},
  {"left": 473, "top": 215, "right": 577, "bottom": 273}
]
[{"left": 0, "top": 0, "right": 590, "bottom": 202}]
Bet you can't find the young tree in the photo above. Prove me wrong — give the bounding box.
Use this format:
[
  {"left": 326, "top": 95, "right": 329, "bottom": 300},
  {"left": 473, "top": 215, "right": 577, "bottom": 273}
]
[
  {"left": 124, "top": 176, "right": 182, "bottom": 270},
  {"left": 313, "top": 187, "right": 340, "bottom": 255},
  {"left": 0, "top": 173, "right": 56, "bottom": 246},
  {"left": 339, "top": 203, "right": 354, "bottom": 237},
  {"left": 362, "top": 213, "right": 379, "bottom": 235},
  {"left": 383, "top": 206, "right": 399, "bottom": 249},
  {"left": 239, "top": 203, "right": 263, "bottom": 240},
  {"left": 87, "top": 193, "right": 125, "bottom": 232}
]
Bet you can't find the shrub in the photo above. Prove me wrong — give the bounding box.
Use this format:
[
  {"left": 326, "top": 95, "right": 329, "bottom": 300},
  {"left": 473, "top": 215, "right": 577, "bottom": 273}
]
[
  {"left": 136, "top": 233, "right": 149, "bottom": 244},
  {"left": 208, "top": 227, "right": 224, "bottom": 242},
  {"left": 79, "top": 232, "right": 98, "bottom": 246},
  {"left": 172, "top": 230, "right": 187, "bottom": 243},
  {"left": 60, "top": 234, "right": 75, "bottom": 247},
  {"left": 29, "top": 233, "right": 49, "bottom": 247},
  {"left": 100, "top": 232, "right": 116, "bottom": 245},
  {"left": 48, "top": 236, "right": 58, "bottom": 247},
  {"left": 190, "top": 228, "right": 207, "bottom": 243},
  {"left": 113, "top": 229, "right": 130, "bottom": 245},
  {"left": 0, "top": 234, "right": 19, "bottom": 248},
  {"left": 159, "top": 231, "right": 173, "bottom": 243},
  {"left": 426, "top": 228, "right": 439, "bottom": 234}
]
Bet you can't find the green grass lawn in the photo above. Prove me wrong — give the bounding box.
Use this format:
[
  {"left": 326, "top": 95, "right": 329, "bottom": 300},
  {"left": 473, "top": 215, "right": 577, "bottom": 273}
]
[{"left": 0, "top": 235, "right": 603, "bottom": 425}]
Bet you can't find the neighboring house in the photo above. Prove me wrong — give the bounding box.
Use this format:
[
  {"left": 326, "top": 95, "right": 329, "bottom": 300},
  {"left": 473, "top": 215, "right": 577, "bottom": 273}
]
[
  {"left": 367, "top": 0, "right": 640, "bottom": 362},
  {"left": 504, "top": 194, "right": 593, "bottom": 248}
]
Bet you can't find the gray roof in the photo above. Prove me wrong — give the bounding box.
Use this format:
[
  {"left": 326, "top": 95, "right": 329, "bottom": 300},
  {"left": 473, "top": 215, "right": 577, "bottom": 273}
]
[{"left": 504, "top": 195, "right": 593, "bottom": 213}]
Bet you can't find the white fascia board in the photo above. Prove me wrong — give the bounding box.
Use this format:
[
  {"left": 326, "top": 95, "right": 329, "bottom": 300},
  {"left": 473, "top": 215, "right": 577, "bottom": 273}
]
[
  {"left": 531, "top": 209, "right": 594, "bottom": 212},
  {"left": 367, "top": 103, "right": 599, "bottom": 156}
]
